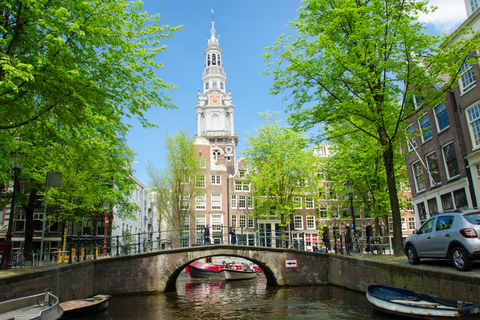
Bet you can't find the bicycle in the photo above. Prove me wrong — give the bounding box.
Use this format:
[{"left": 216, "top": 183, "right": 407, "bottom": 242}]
[
  {"left": 367, "top": 237, "right": 384, "bottom": 255},
  {"left": 346, "top": 234, "right": 363, "bottom": 254},
  {"left": 12, "top": 250, "right": 25, "bottom": 267}
]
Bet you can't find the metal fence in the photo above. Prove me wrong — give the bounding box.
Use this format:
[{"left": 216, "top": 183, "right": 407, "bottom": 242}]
[{"left": 37, "top": 225, "right": 393, "bottom": 264}]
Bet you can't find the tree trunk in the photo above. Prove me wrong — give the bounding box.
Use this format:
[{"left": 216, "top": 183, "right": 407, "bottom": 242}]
[{"left": 382, "top": 147, "right": 403, "bottom": 256}]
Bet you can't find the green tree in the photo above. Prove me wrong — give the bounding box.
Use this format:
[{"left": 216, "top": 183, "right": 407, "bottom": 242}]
[
  {"left": 0, "top": 0, "right": 180, "bottom": 131},
  {"left": 242, "top": 112, "right": 320, "bottom": 247},
  {"left": 147, "top": 130, "right": 202, "bottom": 233},
  {"left": 264, "top": 0, "right": 478, "bottom": 255}
]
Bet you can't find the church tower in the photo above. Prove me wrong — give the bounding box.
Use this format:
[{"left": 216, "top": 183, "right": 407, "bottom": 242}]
[{"left": 195, "top": 19, "right": 238, "bottom": 176}]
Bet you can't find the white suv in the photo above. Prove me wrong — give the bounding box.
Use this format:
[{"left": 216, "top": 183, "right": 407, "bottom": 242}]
[{"left": 404, "top": 210, "right": 480, "bottom": 271}]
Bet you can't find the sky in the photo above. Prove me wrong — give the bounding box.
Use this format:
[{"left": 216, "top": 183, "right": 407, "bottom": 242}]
[{"left": 128, "top": 0, "right": 468, "bottom": 187}]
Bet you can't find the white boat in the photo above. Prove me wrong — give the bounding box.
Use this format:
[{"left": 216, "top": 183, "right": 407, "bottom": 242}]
[
  {"left": 366, "top": 284, "right": 480, "bottom": 318},
  {"left": 0, "top": 289, "right": 63, "bottom": 320},
  {"left": 219, "top": 263, "right": 257, "bottom": 281}
]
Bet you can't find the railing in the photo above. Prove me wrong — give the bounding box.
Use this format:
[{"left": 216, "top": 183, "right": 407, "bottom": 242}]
[{"left": 36, "top": 226, "right": 393, "bottom": 264}]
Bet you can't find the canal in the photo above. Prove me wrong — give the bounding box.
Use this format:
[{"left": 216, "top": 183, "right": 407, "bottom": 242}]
[{"left": 73, "top": 274, "right": 392, "bottom": 320}]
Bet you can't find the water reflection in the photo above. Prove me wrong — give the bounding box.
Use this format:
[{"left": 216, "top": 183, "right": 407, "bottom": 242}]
[{"left": 74, "top": 275, "right": 391, "bottom": 320}]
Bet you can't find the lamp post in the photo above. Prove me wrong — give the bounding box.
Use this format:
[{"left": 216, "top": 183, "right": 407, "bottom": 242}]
[
  {"left": 0, "top": 152, "right": 26, "bottom": 269},
  {"left": 332, "top": 209, "right": 338, "bottom": 254},
  {"left": 345, "top": 180, "right": 356, "bottom": 237},
  {"left": 103, "top": 200, "right": 109, "bottom": 257}
]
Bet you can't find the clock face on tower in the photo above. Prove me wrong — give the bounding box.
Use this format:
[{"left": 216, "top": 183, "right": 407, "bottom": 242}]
[{"left": 210, "top": 96, "right": 220, "bottom": 105}]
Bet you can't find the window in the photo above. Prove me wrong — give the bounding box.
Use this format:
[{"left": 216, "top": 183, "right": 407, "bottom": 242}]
[
  {"left": 294, "top": 197, "right": 302, "bottom": 209},
  {"left": 436, "top": 215, "right": 454, "bottom": 231},
  {"left": 406, "top": 94, "right": 424, "bottom": 110},
  {"left": 211, "top": 214, "right": 222, "bottom": 231},
  {"left": 412, "top": 162, "right": 426, "bottom": 192},
  {"left": 401, "top": 217, "right": 407, "bottom": 231},
  {"left": 408, "top": 217, "right": 416, "bottom": 230},
  {"left": 34, "top": 213, "right": 44, "bottom": 232},
  {"left": 388, "top": 217, "right": 394, "bottom": 232},
  {"left": 211, "top": 175, "right": 221, "bottom": 185},
  {"left": 419, "top": 114, "right": 432, "bottom": 142},
  {"left": 247, "top": 197, "right": 254, "bottom": 209},
  {"left": 294, "top": 215, "right": 303, "bottom": 229},
  {"left": 239, "top": 170, "right": 246, "bottom": 178},
  {"left": 248, "top": 216, "right": 254, "bottom": 228},
  {"left": 406, "top": 124, "right": 417, "bottom": 151},
  {"left": 196, "top": 174, "right": 206, "bottom": 188},
  {"left": 239, "top": 214, "right": 246, "bottom": 228},
  {"left": 231, "top": 214, "right": 237, "bottom": 226},
  {"left": 197, "top": 158, "right": 206, "bottom": 168},
  {"left": 235, "top": 181, "right": 250, "bottom": 191},
  {"left": 441, "top": 193, "right": 454, "bottom": 211},
  {"left": 419, "top": 218, "right": 435, "bottom": 234},
  {"left": 15, "top": 213, "right": 25, "bottom": 232},
  {"left": 442, "top": 143, "right": 459, "bottom": 179},
  {"left": 426, "top": 152, "right": 441, "bottom": 185},
  {"left": 434, "top": 103, "right": 449, "bottom": 131},
  {"left": 181, "top": 193, "right": 189, "bottom": 210},
  {"left": 454, "top": 188, "right": 468, "bottom": 209},
  {"left": 231, "top": 194, "right": 237, "bottom": 209},
  {"left": 417, "top": 202, "right": 427, "bottom": 221},
  {"left": 427, "top": 198, "right": 438, "bottom": 215},
  {"left": 320, "top": 207, "right": 328, "bottom": 219},
  {"left": 211, "top": 194, "right": 221, "bottom": 210},
  {"left": 467, "top": 103, "right": 480, "bottom": 148},
  {"left": 471, "top": 0, "right": 480, "bottom": 13},
  {"left": 460, "top": 63, "right": 476, "bottom": 94},
  {"left": 306, "top": 216, "right": 315, "bottom": 229},
  {"left": 305, "top": 197, "right": 314, "bottom": 209},
  {"left": 195, "top": 194, "right": 206, "bottom": 210},
  {"left": 239, "top": 195, "right": 247, "bottom": 209}
]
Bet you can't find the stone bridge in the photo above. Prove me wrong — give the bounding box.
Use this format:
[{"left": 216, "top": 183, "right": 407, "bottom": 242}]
[{"left": 93, "top": 245, "right": 329, "bottom": 294}]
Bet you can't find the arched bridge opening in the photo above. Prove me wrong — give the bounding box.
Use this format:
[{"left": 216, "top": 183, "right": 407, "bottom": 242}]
[{"left": 163, "top": 253, "right": 279, "bottom": 293}]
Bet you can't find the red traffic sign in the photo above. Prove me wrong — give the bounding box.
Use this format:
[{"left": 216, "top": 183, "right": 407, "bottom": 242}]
[
  {"left": 105, "top": 216, "right": 109, "bottom": 226},
  {"left": 285, "top": 259, "right": 298, "bottom": 268}
]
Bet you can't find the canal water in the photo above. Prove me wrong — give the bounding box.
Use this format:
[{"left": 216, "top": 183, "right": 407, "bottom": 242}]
[{"left": 74, "top": 275, "right": 393, "bottom": 320}]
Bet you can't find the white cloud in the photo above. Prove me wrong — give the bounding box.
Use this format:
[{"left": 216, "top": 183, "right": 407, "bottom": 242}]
[{"left": 417, "top": 0, "right": 467, "bottom": 33}]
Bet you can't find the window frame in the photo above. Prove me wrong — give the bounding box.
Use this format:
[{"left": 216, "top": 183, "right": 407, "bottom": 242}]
[
  {"left": 211, "top": 193, "right": 221, "bottom": 210},
  {"left": 418, "top": 113, "right": 432, "bottom": 142},
  {"left": 412, "top": 161, "right": 426, "bottom": 192},
  {"left": 434, "top": 103, "right": 449, "bottom": 132},
  {"left": 459, "top": 63, "right": 476, "bottom": 94},
  {"left": 466, "top": 102, "right": 480, "bottom": 149},
  {"left": 195, "top": 194, "right": 206, "bottom": 210},
  {"left": 442, "top": 143, "right": 460, "bottom": 180}
]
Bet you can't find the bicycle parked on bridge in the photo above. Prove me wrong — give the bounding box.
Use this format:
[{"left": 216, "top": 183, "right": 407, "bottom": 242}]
[{"left": 12, "top": 250, "right": 25, "bottom": 267}]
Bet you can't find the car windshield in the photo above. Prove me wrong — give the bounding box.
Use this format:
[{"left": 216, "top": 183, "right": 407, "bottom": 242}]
[{"left": 463, "top": 213, "right": 480, "bottom": 225}]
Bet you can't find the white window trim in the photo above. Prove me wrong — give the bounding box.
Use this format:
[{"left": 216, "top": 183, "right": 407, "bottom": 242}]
[
  {"left": 306, "top": 216, "right": 315, "bottom": 229},
  {"left": 433, "top": 103, "right": 450, "bottom": 133},
  {"left": 418, "top": 113, "right": 432, "bottom": 143},
  {"left": 195, "top": 194, "right": 206, "bottom": 210},
  {"left": 294, "top": 197, "right": 302, "bottom": 209},
  {"left": 466, "top": 102, "right": 480, "bottom": 151},
  {"left": 231, "top": 194, "right": 237, "bottom": 209},
  {"left": 294, "top": 215, "right": 303, "bottom": 229},
  {"left": 442, "top": 142, "right": 460, "bottom": 180},
  {"left": 459, "top": 63, "right": 476, "bottom": 95},
  {"left": 211, "top": 193, "right": 221, "bottom": 210},
  {"left": 412, "top": 161, "right": 426, "bottom": 193}
]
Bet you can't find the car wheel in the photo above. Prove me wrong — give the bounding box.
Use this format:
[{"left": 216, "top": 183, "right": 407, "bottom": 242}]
[
  {"left": 406, "top": 246, "right": 420, "bottom": 265},
  {"left": 451, "top": 246, "right": 473, "bottom": 271}
]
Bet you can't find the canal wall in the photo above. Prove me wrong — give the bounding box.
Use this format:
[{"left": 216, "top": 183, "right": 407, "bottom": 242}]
[{"left": 1, "top": 250, "right": 480, "bottom": 304}]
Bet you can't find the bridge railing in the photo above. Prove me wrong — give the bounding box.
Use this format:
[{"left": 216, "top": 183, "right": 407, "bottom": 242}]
[{"left": 56, "top": 226, "right": 392, "bottom": 264}]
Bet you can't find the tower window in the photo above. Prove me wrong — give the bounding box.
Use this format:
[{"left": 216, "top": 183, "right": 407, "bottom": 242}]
[
  {"left": 212, "top": 54, "right": 216, "bottom": 65},
  {"left": 220, "top": 82, "right": 224, "bottom": 89},
  {"left": 207, "top": 54, "right": 211, "bottom": 66},
  {"left": 213, "top": 150, "right": 221, "bottom": 161},
  {"left": 205, "top": 82, "right": 209, "bottom": 90}
]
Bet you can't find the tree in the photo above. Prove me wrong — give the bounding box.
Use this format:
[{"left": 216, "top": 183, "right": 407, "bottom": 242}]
[
  {"left": 264, "top": 0, "right": 478, "bottom": 255},
  {"left": 0, "top": 0, "right": 180, "bottom": 131},
  {"left": 147, "top": 130, "right": 202, "bottom": 233},
  {"left": 242, "top": 112, "right": 320, "bottom": 247}
]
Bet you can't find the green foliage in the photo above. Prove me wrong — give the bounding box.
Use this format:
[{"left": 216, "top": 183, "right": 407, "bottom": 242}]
[
  {"left": 147, "top": 130, "right": 202, "bottom": 230},
  {"left": 242, "top": 112, "right": 320, "bottom": 228},
  {"left": 264, "top": 0, "right": 479, "bottom": 255},
  {"left": 0, "top": 0, "right": 181, "bottom": 131}
]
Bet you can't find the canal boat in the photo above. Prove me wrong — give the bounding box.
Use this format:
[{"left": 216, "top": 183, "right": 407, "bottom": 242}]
[
  {"left": 219, "top": 263, "right": 257, "bottom": 281},
  {"left": 188, "top": 261, "right": 221, "bottom": 278},
  {"left": 0, "top": 289, "right": 63, "bottom": 320},
  {"left": 59, "top": 294, "right": 110, "bottom": 319},
  {"left": 366, "top": 284, "right": 480, "bottom": 318}
]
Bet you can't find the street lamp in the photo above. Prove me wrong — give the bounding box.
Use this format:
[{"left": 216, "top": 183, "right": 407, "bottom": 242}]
[
  {"left": 332, "top": 208, "right": 338, "bottom": 254},
  {"left": 103, "top": 200, "right": 109, "bottom": 257},
  {"left": 345, "top": 180, "right": 356, "bottom": 237},
  {"left": 0, "top": 152, "right": 26, "bottom": 269}
]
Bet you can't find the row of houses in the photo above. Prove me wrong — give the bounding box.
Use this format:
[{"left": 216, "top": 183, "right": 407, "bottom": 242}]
[{"left": 405, "top": 0, "right": 480, "bottom": 225}]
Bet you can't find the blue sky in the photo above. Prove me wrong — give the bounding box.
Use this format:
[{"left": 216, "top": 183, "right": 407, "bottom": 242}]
[{"left": 128, "top": 0, "right": 467, "bottom": 186}]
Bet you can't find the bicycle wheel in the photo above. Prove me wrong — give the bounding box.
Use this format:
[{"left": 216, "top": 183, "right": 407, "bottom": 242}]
[{"left": 371, "top": 240, "right": 383, "bottom": 255}]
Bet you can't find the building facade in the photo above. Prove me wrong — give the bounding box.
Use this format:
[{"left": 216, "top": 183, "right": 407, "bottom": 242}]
[{"left": 405, "top": 1, "right": 480, "bottom": 227}]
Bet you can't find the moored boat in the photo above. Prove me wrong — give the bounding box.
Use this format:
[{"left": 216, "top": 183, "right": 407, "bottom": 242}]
[
  {"left": 188, "top": 261, "right": 222, "bottom": 278},
  {"left": 366, "top": 284, "right": 480, "bottom": 318},
  {"left": 219, "top": 263, "right": 257, "bottom": 281},
  {"left": 59, "top": 294, "right": 110, "bottom": 319},
  {"left": 0, "top": 289, "right": 63, "bottom": 320}
]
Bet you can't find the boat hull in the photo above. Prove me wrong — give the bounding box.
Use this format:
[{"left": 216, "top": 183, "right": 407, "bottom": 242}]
[
  {"left": 219, "top": 269, "right": 257, "bottom": 281},
  {"left": 0, "top": 291, "right": 63, "bottom": 320},
  {"left": 189, "top": 264, "right": 221, "bottom": 278},
  {"left": 59, "top": 295, "right": 110, "bottom": 319},
  {"left": 366, "top": 284, "right": 480, "bottom": 318}
]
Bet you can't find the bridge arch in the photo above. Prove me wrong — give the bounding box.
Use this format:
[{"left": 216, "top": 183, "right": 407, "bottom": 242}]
[{"left": 162, "top": 251, "right": 279, "bottom": 292}]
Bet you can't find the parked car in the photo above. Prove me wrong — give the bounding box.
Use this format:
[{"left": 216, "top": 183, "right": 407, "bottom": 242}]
[{"left": 404, "top": 210, "right": 480, "bottom": 271}]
